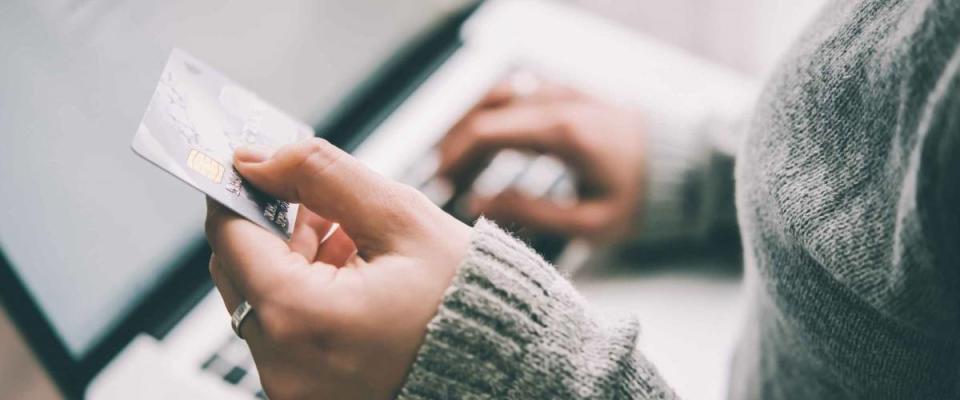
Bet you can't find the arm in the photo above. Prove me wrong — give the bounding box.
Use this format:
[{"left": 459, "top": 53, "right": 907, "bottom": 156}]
[
  {"left": 203, "top": 138, "right": 676, "bottom": 399},
  {"left": 435, "top": 77, "right": 754, "bottom": 247},
  {"left": 399, "top": 219, "right": 678, "bottom": 399}
]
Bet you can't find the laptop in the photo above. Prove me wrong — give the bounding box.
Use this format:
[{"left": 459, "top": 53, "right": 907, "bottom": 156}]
[{"left": 0, "top": 0, "right": 754, "bottom": 398}]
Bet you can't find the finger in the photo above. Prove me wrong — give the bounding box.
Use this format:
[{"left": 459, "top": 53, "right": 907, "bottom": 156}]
[
  {"left": 290, "top": 208, "right": 355, "bottom": 266},
  {"left": 473, "top": 80, "right": 516, "bottom": 109},
  {"left": 210, "top": 256, "right": 266, "bottom": 341},
  {"left": 514, "top": 80, "right": 583, "bottom": 104},
  {"left": 473, "top": 190, "right": 609, "bottom": 238},
  {"left": 479, "top": 75, "right": 581, "bottom": 108},
  {"left": 445, "top": 80, "right": 523, "bottom": 145},
  {"left": 448, "top": 78, "right": 580, "bottom": 147},
  {"left": 314, "top": 225, "right": 357, "bottom": 266},
  {"left": 209, "top": 254, "right": 240, "bottom": 312},
  {"left": 205, "top": 197, "right": 307, "bottom": 306},
  {"left": 440, "top": 81, "right": 517, "bottom": 150},
  {"left": 234, "top": 138, "right": 417, "bottom": 255},
  {"left": 436, "top": 103, "right": 576, "bottom": 183},
  {"left": 288, "top": 208, "right": 335, "bottom": 262}
]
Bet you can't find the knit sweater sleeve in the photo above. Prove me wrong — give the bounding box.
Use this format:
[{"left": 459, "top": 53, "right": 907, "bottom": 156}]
[
  {"left": 397, "top": 218, "right": 678, "bottom": 400},
  {"left": 631, "top": 106, "right": 748, "bottom": 243}
]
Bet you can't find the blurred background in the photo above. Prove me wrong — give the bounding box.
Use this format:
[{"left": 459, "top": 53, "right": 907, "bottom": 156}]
[{"left": 0, "top": 0, "right": 823, "bottom": 398}]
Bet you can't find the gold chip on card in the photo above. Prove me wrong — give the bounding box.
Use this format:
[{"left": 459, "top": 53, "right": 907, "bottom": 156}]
[{"left": 186, "top": 149, "right": 225, "bottom": 183}]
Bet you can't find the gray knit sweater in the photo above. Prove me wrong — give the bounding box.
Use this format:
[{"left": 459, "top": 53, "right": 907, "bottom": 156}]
[{"left": 399, "top": 1, "right": 960, "bottom": 399}]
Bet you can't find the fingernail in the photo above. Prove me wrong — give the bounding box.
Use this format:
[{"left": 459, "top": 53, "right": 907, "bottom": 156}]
[{"left": 234, "top": 145, "right": 272, "bottom": 163}]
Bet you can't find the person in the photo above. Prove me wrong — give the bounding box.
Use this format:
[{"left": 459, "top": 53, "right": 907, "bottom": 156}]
[{"left": 204, "top": 1, "right": 960, "bottom": 398}]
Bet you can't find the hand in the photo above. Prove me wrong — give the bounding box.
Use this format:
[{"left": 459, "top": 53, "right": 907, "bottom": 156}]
[
  {"left": 205, "top": 138, "right": 471, "bottom": 400},
  {"left": 437, "top": 78, "right": 647, "bottom": 243}
]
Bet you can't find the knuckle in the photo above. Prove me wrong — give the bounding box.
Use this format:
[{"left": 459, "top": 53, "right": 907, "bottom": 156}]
[
  {"left": 459, "top": 113, "right": 485, "bottom": 137},
  {"left": 554, "top": 110, "right": 582, "bottom": 138},
  {"left": 556, "top": 112, "right": 592, "bottom": 153},
  {"left": 451, "top": 129, "right": 483, "bottom": 155},
  {"left": 258, "top": 304, "right": 303, "bottom": 344},
  {"left": 465, "top": 114, "right": 498, "bottom": 145},
  {"left": 299, "top": 138, "right": 341, "bottom": 174},
  {"left": 288, "top": 138, "right": 343, "bottom": 200},
  {"left": 303, "top": 136, "right": 333, "bottom": 154}
]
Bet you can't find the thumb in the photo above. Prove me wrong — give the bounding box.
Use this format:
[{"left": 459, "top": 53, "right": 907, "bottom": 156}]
[
  {"left": 474, "top": 190, "right": 609, "bottom": 238},
  {"left": 234, "top": 138, "right": 418, "bottom": 256}
]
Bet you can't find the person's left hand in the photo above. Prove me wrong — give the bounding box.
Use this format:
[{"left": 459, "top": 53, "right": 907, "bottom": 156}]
[
  {"left": 205, "top": 138, "right": 471, "bottom": 399},
  {"left": 436, "top": 79, "right": 648, "bottom": 243}
]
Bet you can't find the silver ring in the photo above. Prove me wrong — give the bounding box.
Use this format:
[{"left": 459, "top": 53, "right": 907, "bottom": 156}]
[{"left": 231, "top": 300, "right": 254, "bottom": 339}]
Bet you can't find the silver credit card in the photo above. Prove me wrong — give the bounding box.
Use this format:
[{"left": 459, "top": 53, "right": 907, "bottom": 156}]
[{"left": 132, "top": 49, "right": 313, "bottom": 238}]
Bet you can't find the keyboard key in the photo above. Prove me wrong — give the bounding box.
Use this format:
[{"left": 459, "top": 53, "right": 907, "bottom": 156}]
[
  {"left": 219, "top": 337, "right": 253, "bottom": 365},
  {"left": 200, "top": 333, "right": 264, "bottom": 395},
  {"left": 513, "top": 154, "right": 567, "bottom": 198},
  {"left": 201, "top": 354, "right": 233, "bottom": 376},
  {"left": 223, "top": 366, "right": 247, "bottom": 385},
  {"left": 470, "top": 149, "right": 532, "bottom": 198}
]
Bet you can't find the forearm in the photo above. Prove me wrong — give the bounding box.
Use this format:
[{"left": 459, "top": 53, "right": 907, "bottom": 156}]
[{"left": 398, "top": 219, "right": 677, "bottom": 399}]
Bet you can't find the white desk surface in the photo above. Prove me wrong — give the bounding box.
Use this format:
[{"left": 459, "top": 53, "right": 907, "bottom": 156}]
[{"left": 573, "top": 247, "right": 745, "bottom": 400}]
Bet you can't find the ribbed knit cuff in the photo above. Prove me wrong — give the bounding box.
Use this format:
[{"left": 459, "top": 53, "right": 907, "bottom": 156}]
[
  {"left": 634, "top": 116, "right": 710, "bottom": 243},
  {"left": 398, "top": 218, "right": 675, "bottom": 399}
]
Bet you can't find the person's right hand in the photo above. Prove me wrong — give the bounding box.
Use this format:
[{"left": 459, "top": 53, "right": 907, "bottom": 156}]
[
  {"left": 205, "top": 138, "right": 472, "bottom": 399},
  {"left": 437, "top": 78, "right": 648, "bottom": 243}
]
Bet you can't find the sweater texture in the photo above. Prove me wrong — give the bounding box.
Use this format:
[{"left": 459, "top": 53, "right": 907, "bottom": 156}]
[{"left": 399, "top": 0, "right": 960, "bottom": 398}]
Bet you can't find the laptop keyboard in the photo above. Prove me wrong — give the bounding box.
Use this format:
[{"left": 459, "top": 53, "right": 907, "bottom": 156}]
[
  {"left": 201, "top": 334, "right": 266, "bottom": 399},
  {"left": 197, "top": 148, "right": 571, "bottom": 399},
  {"left": 401, "top": 148, "right": 574, "bottom": 219},
  {"left": 402, "top": 148, "right": 575, "bottom": 261}
]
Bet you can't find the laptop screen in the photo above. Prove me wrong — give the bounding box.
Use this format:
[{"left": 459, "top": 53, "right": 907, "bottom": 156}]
[{"left": 0, "top": 0, "right": 463, "bottom": 358}]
